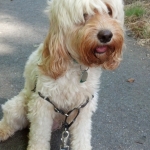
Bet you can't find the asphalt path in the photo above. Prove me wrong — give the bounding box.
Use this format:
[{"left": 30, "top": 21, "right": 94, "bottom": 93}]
[{"left": 0, "top": 0, "right": 150, "bottom": 150}]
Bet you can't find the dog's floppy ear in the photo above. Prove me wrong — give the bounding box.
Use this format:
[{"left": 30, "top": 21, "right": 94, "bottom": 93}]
[{"left": 40, "top": 31, "right": 69, "bottom": 79}]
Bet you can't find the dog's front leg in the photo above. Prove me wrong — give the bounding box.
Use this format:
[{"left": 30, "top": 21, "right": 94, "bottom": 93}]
[
  {"left": 27, "top": 94, "right": 55, "bottom": 150},
  {"left": 70, "top": 103, "right": 94, "bottom": 150}
]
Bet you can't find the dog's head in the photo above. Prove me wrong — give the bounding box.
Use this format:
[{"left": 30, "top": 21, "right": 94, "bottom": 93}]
[{"left": 41, "top": 0, "right": 125, "bottom": 79}]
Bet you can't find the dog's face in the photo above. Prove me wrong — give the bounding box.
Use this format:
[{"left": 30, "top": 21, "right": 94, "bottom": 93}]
[
  {"left": 68, "top": 10, "right": 124, "bottom": 70},
  {"left": 41, "top": 0, "right": 124, "bottom": 79}
]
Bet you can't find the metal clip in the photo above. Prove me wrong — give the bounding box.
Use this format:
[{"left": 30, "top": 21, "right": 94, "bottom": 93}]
[{"left": 60, "top": 130, "right": 70, "bottom": 150}]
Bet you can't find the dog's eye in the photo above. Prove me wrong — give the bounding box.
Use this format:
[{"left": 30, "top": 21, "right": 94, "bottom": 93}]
[
  {"left": 106, "top": 4, "right": 112, "bottom": 16},
  {"left": 83, "top": 13, "right": 89, "bottom": 21}
]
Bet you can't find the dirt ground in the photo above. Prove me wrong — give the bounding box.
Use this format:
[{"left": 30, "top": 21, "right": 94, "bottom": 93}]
[{"left": 124, "top": 0, "right": 149, "bottom": 4}]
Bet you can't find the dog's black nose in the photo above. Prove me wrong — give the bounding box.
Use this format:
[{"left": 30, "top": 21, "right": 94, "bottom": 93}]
[{"left": 97, "top": 30, "right": 113, "bottom": 43}]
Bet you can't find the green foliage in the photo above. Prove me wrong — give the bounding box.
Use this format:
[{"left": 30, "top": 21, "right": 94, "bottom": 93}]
[{"left": 125, "top": 5, "right": 146, "bottom": 17}]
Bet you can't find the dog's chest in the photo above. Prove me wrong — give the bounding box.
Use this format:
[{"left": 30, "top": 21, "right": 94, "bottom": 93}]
[{"left": 39, "top": 66, "right": 101, "bottom": 109}]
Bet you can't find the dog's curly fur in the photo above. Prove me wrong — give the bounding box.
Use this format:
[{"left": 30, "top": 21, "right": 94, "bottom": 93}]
[{"left": 0, "top": 0, "right": 124, "bottom": 149}]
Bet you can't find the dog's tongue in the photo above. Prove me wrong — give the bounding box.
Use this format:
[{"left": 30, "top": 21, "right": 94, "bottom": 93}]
[{"left": 95, "top": 46, "right": 107, "bottom": 53}]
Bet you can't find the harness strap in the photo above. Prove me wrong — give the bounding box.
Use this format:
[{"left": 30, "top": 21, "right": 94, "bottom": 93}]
[{"left": 38, "top": 92, "right": 93, "bottom": 130}]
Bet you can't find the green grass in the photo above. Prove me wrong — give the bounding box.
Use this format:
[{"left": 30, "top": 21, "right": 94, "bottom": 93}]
[
  {"left": 125, "top": 5, "right": 146, "bottom": 17},
  {"left": 125, "top": 1, "right": 150, "bottom": 47}
]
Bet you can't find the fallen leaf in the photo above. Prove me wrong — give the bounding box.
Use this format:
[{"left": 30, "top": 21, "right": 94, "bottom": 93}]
[
  {"left": 135, "top": 136, "right": 146, "bottom": 144},
  {"left": 127, "top": 78, "right": 135, "bottom": 83}
]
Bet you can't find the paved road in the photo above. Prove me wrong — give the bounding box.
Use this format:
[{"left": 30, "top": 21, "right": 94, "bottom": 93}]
[{"left": 0, "top": 0, "right": 150, "bottom": 150}]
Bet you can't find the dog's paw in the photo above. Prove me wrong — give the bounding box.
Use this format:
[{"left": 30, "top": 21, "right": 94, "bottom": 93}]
[
  {"left": 71, "top": 143, "right": 92, "bottom": 150},
  {"left": 0, "top": 123, "right": 14, "bottom": 141},
  {"left": 27, "top": 143, "right": 50, "bottom": 150}
]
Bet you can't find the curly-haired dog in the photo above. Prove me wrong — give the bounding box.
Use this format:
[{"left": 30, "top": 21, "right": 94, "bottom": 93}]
[{"left": 0, "top": 0, "right": 124, "bottom": 149}]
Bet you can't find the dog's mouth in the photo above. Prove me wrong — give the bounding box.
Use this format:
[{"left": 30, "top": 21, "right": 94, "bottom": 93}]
[{"left": 95, "top": 45, "right": 108, "bottom": 54}]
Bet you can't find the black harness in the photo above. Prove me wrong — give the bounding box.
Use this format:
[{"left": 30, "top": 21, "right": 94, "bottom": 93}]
[
  {"left": 38, "top": 92, "right": 93, "bottom": 131},
  {"left": 32, "top": 78, "right": 94, "bottom": 149}
]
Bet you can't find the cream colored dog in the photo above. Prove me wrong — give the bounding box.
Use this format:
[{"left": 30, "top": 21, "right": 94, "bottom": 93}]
[{"left": 0, "top": 0, "right": 124, "bottom": 149}]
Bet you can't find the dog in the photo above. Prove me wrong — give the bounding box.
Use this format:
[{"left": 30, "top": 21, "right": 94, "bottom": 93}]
[{"left": 0, "top": 0, "right": 124, "bottom": 149}]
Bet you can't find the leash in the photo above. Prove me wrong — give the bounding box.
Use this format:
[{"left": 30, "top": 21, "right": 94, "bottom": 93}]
[{"left": 38, "top": 92, "right": 94, "bottom": 150}]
